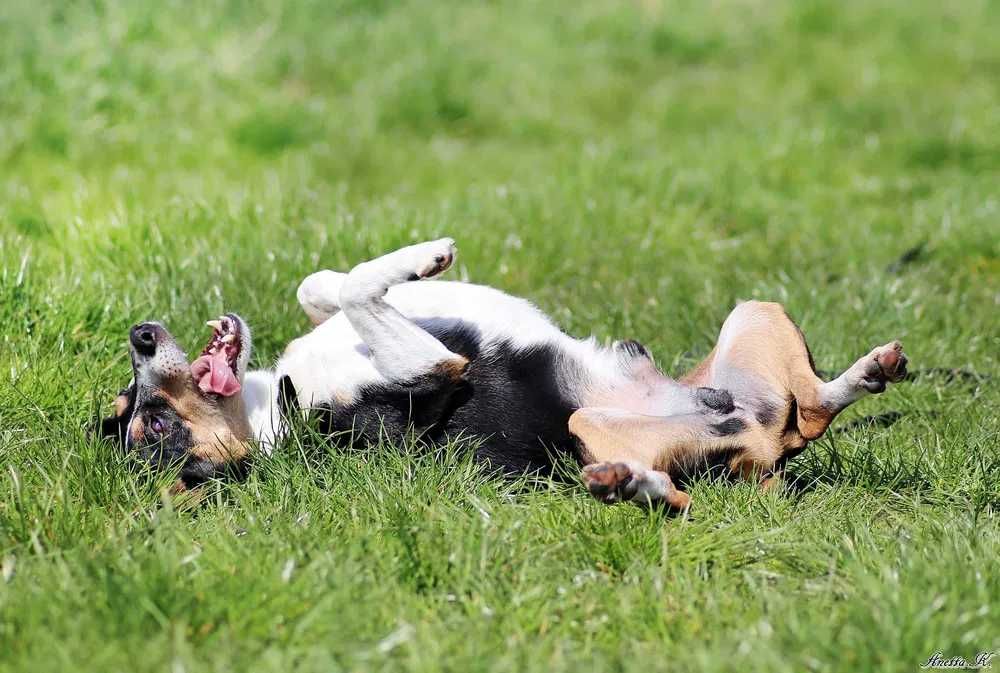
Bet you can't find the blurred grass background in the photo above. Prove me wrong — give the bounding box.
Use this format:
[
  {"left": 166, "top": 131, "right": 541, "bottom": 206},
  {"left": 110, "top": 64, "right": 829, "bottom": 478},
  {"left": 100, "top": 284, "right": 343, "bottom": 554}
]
[{"left": 0, "top": 1, "right": 998, "bottom": 672}]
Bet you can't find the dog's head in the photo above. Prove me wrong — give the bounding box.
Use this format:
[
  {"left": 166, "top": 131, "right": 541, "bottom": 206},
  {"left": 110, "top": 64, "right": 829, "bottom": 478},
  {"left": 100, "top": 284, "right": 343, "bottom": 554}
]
[{"left": 98, "top": 314, "right": 254, "bottom": 485}]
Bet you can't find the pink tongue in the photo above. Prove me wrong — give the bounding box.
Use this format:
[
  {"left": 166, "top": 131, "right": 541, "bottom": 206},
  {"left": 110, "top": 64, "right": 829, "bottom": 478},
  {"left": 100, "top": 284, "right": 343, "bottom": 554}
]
[{"left": 191, "top": 350, "right": 241, "bottom": 396}]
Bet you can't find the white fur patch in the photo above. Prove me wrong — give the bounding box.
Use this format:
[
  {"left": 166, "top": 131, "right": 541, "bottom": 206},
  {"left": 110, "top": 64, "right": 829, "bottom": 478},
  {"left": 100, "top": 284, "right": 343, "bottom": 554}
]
[
  {"left": 296, "top": 270, "right": 346, "bottom": 325},
  {"left": 623, "top": 462, "right": 673, "bottom": 504},
  {"left": 244, "top": 241, "right": 690, "bottom": 444},
  {"left": 242, "top": 370, "right": 281, "bottom": 451}
]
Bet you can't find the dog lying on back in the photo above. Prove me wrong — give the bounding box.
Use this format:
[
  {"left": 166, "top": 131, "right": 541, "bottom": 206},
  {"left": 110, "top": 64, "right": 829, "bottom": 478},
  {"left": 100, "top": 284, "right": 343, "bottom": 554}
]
[{"left": 99, "top": 238, "right": 908, "bottom": 508}]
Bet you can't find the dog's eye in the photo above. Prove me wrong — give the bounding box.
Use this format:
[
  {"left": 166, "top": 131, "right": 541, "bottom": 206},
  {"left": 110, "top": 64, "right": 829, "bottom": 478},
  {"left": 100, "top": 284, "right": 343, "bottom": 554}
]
[{"left": 149, "top": 416, "right": 166, "bottom": 434}]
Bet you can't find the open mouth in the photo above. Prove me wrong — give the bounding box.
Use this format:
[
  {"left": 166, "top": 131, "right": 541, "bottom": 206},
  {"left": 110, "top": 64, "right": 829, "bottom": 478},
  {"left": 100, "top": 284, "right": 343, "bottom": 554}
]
[{"left": 190, "top": 314, "right": 245, "bottom": 397}]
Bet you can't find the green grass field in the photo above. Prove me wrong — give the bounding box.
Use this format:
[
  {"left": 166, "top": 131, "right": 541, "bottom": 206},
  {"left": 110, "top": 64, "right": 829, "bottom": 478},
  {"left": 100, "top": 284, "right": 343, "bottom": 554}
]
[{"left": 1, "top": 1, "right": 998, "bottom": 671}]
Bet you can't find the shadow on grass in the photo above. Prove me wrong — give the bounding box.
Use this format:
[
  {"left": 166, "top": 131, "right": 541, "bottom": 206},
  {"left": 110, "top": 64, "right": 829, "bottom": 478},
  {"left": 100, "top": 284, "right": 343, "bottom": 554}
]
[{"left": 782, "top": 422, "right": 938, "bottom": 502}]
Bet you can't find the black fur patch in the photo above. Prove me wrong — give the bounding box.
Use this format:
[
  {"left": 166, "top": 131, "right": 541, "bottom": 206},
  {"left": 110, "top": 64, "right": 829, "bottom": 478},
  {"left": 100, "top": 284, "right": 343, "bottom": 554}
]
[
  {"left": 754, "top": 400, "right": 779, "bottom": 426},
  {"left": 277, "top": 374, "right": 299, "bottom": 420},
  {"left": 616, "top": 339, "right": 650, "bottom": 359},
  {"left": 784, "top": 399, "right": 800, "bottom": 433},
  {"left": 132, "top": 401, "right": 195, "bottom": 459},
  {"left": 772, "top": 447, "right": 804, "bottom": 473},
  {"left": 315, "top": 367, "right": 469, "bottom": 443},
  {"left": 672, "top": 445, "right": 743, "bottom": 486},
  {"left": 696, "top": 387, "right": 735, "bottom": 414},
  {"left": 708, "top": 417, "right": 747, "bottom": 436},
  {"left": 315, "top": 320, "right": 579, "bottom": 475}
]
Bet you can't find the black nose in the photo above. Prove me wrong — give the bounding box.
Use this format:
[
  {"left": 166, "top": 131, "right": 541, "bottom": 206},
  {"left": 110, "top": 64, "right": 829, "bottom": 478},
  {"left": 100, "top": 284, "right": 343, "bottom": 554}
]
[{"left": 130, "top": 323, "right": 159, "bottom": 356}]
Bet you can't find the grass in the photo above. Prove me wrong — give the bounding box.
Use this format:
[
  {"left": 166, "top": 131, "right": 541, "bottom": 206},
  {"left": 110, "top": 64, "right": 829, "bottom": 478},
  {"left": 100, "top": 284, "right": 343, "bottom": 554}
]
[{"left": 1, "top": 0, "right": 998, "bottom": 671}]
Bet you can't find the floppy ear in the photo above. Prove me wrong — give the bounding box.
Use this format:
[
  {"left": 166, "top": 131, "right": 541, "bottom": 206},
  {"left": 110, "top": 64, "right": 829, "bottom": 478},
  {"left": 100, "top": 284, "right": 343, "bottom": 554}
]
[{"left": 93, "top": 382, "right": 136, "bottom": 447}]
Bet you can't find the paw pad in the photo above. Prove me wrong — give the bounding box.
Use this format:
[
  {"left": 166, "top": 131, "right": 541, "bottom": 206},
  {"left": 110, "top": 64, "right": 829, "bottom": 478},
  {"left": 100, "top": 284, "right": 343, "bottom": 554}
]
[
  {"left": 582, "top": 462, "right": 633, "bottom": 503},
  {"left": 860, "top": 341, "right": 909, "bottom": 392}
]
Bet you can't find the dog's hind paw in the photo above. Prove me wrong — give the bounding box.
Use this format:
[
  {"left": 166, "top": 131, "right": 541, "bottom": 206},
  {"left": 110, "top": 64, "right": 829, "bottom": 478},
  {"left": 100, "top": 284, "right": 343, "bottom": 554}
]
[{"left": 855, "top": 341, "right": 909, "bottom": 393}]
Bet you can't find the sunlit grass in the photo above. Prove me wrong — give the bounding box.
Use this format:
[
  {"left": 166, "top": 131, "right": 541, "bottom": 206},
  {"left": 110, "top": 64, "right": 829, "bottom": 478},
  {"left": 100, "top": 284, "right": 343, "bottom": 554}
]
[{"left": 0, "top": 1, "right": 998, "bottom": 671}]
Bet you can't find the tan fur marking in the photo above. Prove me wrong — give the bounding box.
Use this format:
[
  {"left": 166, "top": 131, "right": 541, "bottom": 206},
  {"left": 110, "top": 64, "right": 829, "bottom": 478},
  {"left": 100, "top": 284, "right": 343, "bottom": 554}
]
[
  {"left": 432, "top": 356, "right": 470, "bottom": 382},
  {"left": 796, "top": 405, "right": 834, "bottom": 440},
  {"left": 113, "top": 393, "right": 131, "bottom": 417},
  {"left": 570, "top": 408, "right": 680, "bottom": 470},
  {"left": 187, "top": 435, "right": 249, "bottom": 463},
  {"left": 154, "top": 380, "right": 253, "bottom": 466},
  {"left": 716, "top": 303, "right": 812, "bottom": 390},
  {"left": 569, "top": 408, "right": 748, "bottom": 473},
  {"left": 129, "top": 416, "right": 144, "bottom": 442}
]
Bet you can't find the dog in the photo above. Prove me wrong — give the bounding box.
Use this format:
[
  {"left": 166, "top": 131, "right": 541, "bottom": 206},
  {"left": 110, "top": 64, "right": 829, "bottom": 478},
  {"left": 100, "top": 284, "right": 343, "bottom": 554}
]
[{"left": 98, "top": 238, "right": 908, "bottom": 508}]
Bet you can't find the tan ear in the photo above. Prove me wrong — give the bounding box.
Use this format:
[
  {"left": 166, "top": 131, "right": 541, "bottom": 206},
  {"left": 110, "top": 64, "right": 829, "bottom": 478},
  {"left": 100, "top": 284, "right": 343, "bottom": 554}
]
[{"left": 94, "top": 383, "right": 136, "bottom": 446}]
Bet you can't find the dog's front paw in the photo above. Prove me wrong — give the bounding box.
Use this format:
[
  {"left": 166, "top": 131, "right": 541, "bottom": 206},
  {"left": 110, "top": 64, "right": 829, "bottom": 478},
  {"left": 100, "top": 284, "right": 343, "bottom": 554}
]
[
  {"left": 582, "top": 462, "right": 690, "bottom": 510},
  {"left": 412, "top": 238, "right": 456, "bottom": 279},
  {"left": 583, "top": 461, "right": 634, "bottom": 503},
  {"left": 856, "top": 341, "right": 909, "bottom": 392},
  {"left": 297, "top": 270, "right": 347, "bottom": 325}
]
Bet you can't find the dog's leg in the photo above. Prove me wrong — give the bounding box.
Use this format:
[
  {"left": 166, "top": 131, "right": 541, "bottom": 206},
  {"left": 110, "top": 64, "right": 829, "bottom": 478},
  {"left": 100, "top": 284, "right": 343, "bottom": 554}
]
[
  {"left": 797, "top": 341, "right": 908, "bottom": 438},
  {"left": 688, "top": 301, "right": 909, "bottom": 446},
  {"left": 569, "top": 407, "right": 745, "bottom": 510},
  {"left": 582, "top": 461, "right": 691, "bottom": 510},
  {"left": 297, "top": 270, "right": 348, "bottom": 326},
  {"left": 339, "top": 238, "right": 467, "bottom": 383}
]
